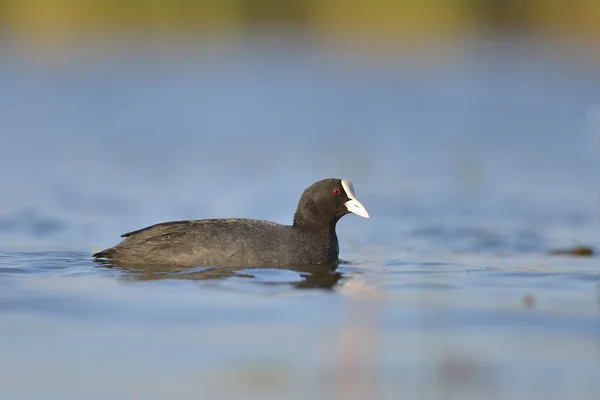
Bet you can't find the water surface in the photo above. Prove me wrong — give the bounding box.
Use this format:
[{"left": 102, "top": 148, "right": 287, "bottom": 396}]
[{"left": 1, "top": 36, "right": 599, "bottom": 399}]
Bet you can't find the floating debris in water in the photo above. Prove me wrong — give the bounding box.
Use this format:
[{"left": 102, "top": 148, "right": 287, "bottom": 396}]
[
  {"left": 548, "top": 246, "right": 594, "bottom": 257},
  {"left": 522, "top": 294, "right": 535, "bottom": 308}
]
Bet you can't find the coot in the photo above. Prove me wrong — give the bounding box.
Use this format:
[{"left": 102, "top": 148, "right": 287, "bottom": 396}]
[{"left": 93, "top": 178, "right": 369, "bottom": 267}]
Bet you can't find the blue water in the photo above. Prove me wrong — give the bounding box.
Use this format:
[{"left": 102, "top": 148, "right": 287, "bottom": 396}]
[{"left": 0, "top": 35, "right": 599, "bottom": 399}]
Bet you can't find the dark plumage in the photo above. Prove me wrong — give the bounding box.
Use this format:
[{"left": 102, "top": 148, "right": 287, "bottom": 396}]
[{"left": 93, "top": 178, "right": 370, "bottom": 267}]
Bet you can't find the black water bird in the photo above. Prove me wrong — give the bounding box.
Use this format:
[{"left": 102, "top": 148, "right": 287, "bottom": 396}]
[{"left": 93, "top": 178, "right": 369, "bottom": 267}]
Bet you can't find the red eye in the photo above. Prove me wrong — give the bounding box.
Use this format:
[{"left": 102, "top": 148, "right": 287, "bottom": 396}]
[{"left": 332, "top": 188, "right": 340, "bottom": 195}]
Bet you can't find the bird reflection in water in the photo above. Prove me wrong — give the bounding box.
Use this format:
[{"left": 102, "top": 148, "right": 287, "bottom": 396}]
[{"left": 95, "top": 260, "right": 344, "bottom": 290}]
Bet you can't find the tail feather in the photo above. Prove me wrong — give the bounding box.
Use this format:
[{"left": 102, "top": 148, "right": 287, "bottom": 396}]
[{"left": 93, "top": 248, "right": 116, "bottom": 259}]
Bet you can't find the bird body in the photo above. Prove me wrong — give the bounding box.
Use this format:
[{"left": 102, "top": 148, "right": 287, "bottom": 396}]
[{"left": 94, "top": 178, "right": 369, "bottom": 267}]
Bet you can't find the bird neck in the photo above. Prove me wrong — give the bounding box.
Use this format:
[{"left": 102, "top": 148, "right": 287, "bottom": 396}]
[
  {"left": 292, "top": 207, "right": 338, "bottom": 235},
  {"left": 293, "top": 206, "right": 340, "bottom": 262}
]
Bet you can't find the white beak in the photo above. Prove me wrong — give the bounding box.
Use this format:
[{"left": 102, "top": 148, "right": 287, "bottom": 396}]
[{"left": 342, "top": 179, "right": 370, "bottom": 218}]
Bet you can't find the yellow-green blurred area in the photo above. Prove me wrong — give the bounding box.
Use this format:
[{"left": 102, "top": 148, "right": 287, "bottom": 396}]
[{"left": 1, "top": 0, "right": 599, "bottom": 42}]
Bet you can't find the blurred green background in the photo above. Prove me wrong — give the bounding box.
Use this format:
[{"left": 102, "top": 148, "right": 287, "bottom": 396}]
[{"left": 1, "top": 0, "right": 598, "bottom": 43}]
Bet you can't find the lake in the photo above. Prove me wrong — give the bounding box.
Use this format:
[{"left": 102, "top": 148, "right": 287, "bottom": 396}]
[{"left": 0, "top": 34, "right": 599, "bottom": 399}]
